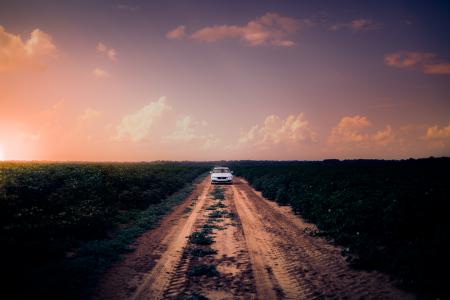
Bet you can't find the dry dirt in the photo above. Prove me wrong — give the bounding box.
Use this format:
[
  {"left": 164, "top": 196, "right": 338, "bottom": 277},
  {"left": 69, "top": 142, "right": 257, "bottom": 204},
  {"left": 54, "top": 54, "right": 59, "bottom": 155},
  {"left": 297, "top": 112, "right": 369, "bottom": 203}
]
[{"left": 94, "top": 177, "right": 415, "bottom": 300}]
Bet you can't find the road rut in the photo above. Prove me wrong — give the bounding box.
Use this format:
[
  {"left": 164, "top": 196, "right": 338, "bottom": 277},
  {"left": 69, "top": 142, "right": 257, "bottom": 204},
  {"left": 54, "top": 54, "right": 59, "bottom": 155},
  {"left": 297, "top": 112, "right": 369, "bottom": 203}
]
[{"left": 95, "top": 177, "right": 414, "bottom": 300}]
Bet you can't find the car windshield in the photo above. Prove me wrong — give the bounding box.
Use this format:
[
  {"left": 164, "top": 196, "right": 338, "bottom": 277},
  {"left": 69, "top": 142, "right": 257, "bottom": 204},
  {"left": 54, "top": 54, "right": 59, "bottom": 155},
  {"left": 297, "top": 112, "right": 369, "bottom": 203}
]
[{"left": 212, "top": 168, "right": 230, "bottom": 173}]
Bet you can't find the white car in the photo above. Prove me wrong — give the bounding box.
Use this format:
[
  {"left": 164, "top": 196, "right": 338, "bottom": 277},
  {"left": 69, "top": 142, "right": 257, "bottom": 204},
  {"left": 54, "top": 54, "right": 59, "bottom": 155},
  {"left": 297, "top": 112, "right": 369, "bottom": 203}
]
[{"left": 210, "top": 167, "right": 233, "bottom": 184}]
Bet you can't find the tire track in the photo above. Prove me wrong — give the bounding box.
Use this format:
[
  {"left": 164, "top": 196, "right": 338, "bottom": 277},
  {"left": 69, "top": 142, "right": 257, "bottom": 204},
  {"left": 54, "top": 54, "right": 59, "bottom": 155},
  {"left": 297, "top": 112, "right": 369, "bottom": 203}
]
[
  {"left": 96, "top": 177, "right": 414, "bottom": 300},
  {"left": 236, "top": 178, "right": 415, "bottom": 300},
  {"left": 131, "top": 181, "right": 211, "bottom": 300},
  {"left": 233, "top": 184, "right": 315, "bottom": 299}
]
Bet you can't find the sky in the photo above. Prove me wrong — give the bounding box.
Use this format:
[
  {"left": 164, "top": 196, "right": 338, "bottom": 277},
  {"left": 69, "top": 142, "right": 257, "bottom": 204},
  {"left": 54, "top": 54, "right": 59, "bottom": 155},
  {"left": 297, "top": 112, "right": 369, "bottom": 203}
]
[{"left": 0, "top": 0, "right": 449, "bottom": 161}]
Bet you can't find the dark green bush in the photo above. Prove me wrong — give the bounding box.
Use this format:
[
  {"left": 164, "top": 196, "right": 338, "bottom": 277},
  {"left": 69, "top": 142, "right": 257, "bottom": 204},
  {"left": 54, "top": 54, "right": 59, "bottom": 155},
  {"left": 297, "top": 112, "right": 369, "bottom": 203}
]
[
  {"left": 188, "top": 264, "right": 219, "bottom": 277},
  {"left": 210, "top": 187, "right": 225, "bottom": 200},
  {"left": 231, "top": 158, "right": 450, "bottom": 299},
  {"left": 189, "top": 230, "right": 214, "bottom": 245},
  {"left": 189, "top": 247, "right": 217, "bottom": 257},
  {"left": 0, "top": 162, "right": 209, "bottom": 299}
]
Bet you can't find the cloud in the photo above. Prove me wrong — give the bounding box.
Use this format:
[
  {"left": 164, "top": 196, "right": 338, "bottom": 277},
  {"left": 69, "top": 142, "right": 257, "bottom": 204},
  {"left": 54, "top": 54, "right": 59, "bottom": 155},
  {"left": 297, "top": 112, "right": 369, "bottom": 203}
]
[
  {"left": 116, "top": 4, "right": 140, "bottom": 12},
  {"left": 425, "top": 124, "right": 450, "bottom": 139},
  {"left": 324, "top": 119, "right": 449, "bottom": 158},
  {"left": 373, "top": 125, "right": 395, "bottom": 146},
  {"left": 169, "top": 12, "right": 310, "bottom": 47},
  {"left": 165, "top": 115, "right": 219, "bottom": 149},
  {"left": 79, "top": 108, "right": 102, "bottom": 121},
  {"left": 0, "top": 25, "right": 56, "bottom": 72},
  {"left": 330, "top": 18, "right": 382, "bottom": 32},
  {"left": 115, "top": 97, "right": 172, "bottom": 142},
  {"left": 239, "top": 113, "right": 317, "bottom": 149},
  {"left": 96, "top": 42, "right": 117, "bottom": 61},
  {"left": 166, "top": 25, "right": 186, "bottom": 40},
  {"left": 423, "top": 63, "right": 450, "bottom": 74},
  {"left": 165, "top": 115, "right": 203, "bottom": 142},
  {"left": 93, "top": 67, "right": 111, "bottom": 78},
  {"left": 384, "top": 51, "right": 434, "bottom": 69},
  {"left": 384, "top": 51, "right": 450, "bottom": 74},
  {"left": 328, "top": 115, "right": 371, "bottom": 145}
]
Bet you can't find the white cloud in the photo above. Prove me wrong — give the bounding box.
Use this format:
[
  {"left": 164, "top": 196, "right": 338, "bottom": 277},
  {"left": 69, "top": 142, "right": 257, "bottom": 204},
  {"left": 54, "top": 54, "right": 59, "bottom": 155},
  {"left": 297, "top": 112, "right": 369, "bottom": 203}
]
[
  {"left": 166, "top": 115, "right": 200, "bottom": 142},
  {"left": 93, "top": 67, "right": 111, "bottom": 78},
  {"left": 96, "top": 42, "right": 117, "bottom": 61},
  {"left": 115, "top": 97, "right": 172, "bottom": 142},
  {"left": 79, "top": 108, "right": 102, "bottom": 121},
  {"left": 239, "top": 113, "right": 317, "bottom": 149},
  {"left": 328, "top": 115, "right": 371, "bottom": 145},
  {"left": 0, "top": 26, "right": 56, "bottom": 72},
  {"left": 165, "top": 115, "right": 220, "bottom": 149}
]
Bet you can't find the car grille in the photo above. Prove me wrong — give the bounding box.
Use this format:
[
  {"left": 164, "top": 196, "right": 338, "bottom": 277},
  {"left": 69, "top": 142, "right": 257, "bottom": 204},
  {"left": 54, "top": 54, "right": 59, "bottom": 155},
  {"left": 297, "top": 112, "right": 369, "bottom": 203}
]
[{"left": 216, "top": 177, "right": 228, "bottom": 180}]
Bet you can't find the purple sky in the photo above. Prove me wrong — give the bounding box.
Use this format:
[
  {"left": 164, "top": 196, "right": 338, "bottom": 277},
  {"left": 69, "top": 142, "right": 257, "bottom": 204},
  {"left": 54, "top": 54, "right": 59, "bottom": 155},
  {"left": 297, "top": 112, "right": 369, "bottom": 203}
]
[{"left": 0, "top": 0, "right": 449, "bottom": 161}]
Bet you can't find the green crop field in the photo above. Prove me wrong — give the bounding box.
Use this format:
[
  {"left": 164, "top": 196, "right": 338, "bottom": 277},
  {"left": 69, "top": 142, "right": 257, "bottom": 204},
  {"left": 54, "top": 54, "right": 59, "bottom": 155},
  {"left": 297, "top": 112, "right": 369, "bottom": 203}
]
[
  {"left": 0, "top": 162, "right": 209, "bottom": 299},
  {"left": 1, "top": 159, "right": 448, "bottom": 299},
  {"left": 231, "top": 158, "right": 450, "bottom": 299}
]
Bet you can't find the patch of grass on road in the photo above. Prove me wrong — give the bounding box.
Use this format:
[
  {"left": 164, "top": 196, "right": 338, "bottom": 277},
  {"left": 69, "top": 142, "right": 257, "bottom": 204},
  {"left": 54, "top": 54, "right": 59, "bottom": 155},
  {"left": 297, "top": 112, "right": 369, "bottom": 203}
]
[
  {"left": 188, "top": 247, "right": 218, "bottom": 257},
  {"left": 210, "top": 186, "right": 225, "bottom": 200},
  {"left": 188, "top": 230, "right": 214, "bottom": 245},
  {"left": 206, "top": 202, "right": 227, "bottom": 210},
  {"left": 188, "top": 264, "right": 219, "bottom": 277}
]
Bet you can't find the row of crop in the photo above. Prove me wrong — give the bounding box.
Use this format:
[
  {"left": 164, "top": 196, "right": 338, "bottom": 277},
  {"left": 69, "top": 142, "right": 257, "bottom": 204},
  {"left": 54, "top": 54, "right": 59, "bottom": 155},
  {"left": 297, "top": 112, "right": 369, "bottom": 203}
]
[
  {"left": 0, "top": 162, "right": 209, "bottom": 299},
  {"left": 231, "top": 158, "right": 450, "bottom": 299}
]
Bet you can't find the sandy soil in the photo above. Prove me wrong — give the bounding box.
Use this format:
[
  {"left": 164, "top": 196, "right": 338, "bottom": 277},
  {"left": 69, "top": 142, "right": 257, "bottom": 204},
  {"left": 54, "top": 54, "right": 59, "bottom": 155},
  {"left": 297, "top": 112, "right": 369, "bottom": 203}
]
[{"left": 94, "top": 177, "right": 415, "bottom": 300}]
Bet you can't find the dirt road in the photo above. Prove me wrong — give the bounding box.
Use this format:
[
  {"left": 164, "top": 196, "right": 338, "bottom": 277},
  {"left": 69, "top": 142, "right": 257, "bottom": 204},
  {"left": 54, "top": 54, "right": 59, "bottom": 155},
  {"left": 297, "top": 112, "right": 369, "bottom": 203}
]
[{"left": 94, "top": 177, "right": 414, "bottom": 300}]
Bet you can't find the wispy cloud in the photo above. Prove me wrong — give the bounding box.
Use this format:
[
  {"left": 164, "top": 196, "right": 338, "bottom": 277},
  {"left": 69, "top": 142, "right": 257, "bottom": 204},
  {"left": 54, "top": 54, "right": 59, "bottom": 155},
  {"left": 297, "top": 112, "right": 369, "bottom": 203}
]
[
  {"left": 384, "top": 51, "right": 434, "bottom": 69},
  {"left": 114, "top": 97, "right": 172, "bottom": 142},
  {"left": 166, "top": 25, "right": 186, "bottom": 40},
  {"left": 93, "top": 67, "right": 111, "bottom": 78},
  {"left": 384, "top": 51, "right": 450, "bottom": 75},
  {"left": 167, "top": 12, "right": 313, "bottom": 47},
  {"left": 96, "top": 42, "right": 117, "bottom": 61},
  {"left": 116, "top": 4, "right": 140, "bottom": 12},
  {"left": 165, "top": 115, "right": 219, "bottom": 149},
  {"left": 79, "top": 108, "right": 102, "bottom": 122},
  {"left": 0, "top": 25, "right": 56, "bottom": 72},
  {"left": 330, "top": 18, "right": 382, "bottom": 32},
  {"left": 423, "top": 63, "right": 450, "bottom": 74}
]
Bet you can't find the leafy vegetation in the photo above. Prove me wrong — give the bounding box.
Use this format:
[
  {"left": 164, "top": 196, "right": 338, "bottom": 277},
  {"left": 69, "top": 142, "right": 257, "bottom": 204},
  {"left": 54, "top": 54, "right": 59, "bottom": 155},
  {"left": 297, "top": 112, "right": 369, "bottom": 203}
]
[
  {"left": 189, "top": 230, "right": 215, "bottom": 245},
  {"left": 188, "top": 247, "right": 218, "bottom": 257},
  {"left": 173, "top": 292, "right": 210, "bottom": 300},
  {"left": 210, "top": 186, "right": 225, "bottom": 200},
  {"left": 0, "top": 162, "right": 208, "bottom": 299},
  {"left": 188, "top": 264, "right": 220, "bottom": 277},
  {"left": 207, "top": 210, "right": 227, "bottom": 219},
  {"left": 231, "top": 158, "right": 450, "bottom": 299},
  {"left": 206, "top": 202, "right": 227, "bottom": 210}
]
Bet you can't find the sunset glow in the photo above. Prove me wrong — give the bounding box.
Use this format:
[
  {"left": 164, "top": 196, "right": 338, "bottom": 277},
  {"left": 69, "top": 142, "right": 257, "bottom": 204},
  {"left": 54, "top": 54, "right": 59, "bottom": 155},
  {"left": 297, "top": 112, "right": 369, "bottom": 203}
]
[{"left": 1, "top": 1, "right": 449, "bottom": 161}]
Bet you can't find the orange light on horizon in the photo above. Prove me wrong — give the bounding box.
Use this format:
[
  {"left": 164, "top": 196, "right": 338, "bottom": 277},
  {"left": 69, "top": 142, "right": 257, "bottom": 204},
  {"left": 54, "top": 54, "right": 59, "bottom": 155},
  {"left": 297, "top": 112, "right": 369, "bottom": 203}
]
[{"left": 0, "top": 144, "right": 4, "bottom": 161}]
